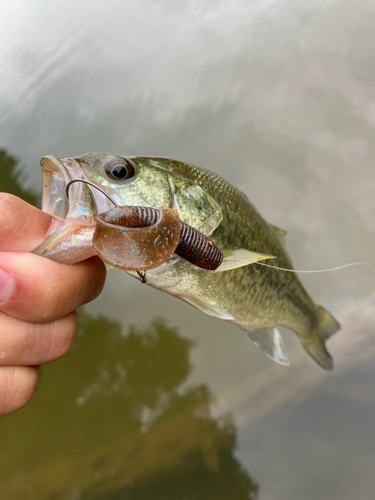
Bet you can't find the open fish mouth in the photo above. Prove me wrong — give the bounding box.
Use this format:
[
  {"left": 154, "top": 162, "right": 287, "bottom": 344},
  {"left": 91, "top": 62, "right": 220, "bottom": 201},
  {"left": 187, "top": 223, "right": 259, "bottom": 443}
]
[
  {"left": 41, "top": 156, "right": 74, "bottom": 219},
  {"left": 33, "top": 156, "right": 111, "bottom": 264},
  {"left": 41, "top": 156, "right": 98, "bottom": 222}
]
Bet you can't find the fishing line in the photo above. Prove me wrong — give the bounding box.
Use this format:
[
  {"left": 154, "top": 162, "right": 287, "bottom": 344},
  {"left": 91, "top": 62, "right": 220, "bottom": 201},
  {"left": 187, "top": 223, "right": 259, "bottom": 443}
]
[
  {"left": 65, "top": 179, "right": 118, "bottom": 207},
  {"left": 255, "top": 261, "right": 375, "bottom": 273},
  {"left": 65, "top": 180, "right": 374, "bottom": 275}
]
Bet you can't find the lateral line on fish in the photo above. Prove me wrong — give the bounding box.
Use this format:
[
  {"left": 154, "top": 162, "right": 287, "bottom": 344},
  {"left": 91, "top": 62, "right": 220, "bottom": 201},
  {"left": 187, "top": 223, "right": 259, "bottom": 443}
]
[{"left": 254, "top": 261, "right": 375, "bottom": 273}]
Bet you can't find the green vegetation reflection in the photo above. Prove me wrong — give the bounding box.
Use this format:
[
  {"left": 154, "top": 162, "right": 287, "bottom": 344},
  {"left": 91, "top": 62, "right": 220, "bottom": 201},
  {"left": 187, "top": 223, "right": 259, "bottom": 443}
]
[
  {"left": 1, "top": 312, "right": 258, "bottom": 500},
  {"left": 0, "top": 148, "right": 39, "bottom": 206}
]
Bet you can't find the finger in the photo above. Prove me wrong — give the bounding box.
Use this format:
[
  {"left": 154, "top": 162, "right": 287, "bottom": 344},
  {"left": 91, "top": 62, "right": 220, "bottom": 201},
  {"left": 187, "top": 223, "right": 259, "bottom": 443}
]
[
  {"left": 0, "top": 252, "right": 106, "bottom": 322},
  {"left": 0, "top": 311, "right": 77, "bottom": 366},
  {"left": 0, "top": 193, "right": 62, "bottom": 252},
  {"left": 0, "top": 365, "right": 40, "bottom": 416}
]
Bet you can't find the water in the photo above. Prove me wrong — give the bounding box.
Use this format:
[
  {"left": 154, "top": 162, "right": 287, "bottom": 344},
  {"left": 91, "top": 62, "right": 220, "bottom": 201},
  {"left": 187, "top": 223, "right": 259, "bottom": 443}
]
[{"left": 1, "top": 1, "right": 375, "bottom": 498}]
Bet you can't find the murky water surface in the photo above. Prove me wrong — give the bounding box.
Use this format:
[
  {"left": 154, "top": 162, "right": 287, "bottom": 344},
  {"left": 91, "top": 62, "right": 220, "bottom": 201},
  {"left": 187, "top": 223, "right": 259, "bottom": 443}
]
[{"left": 1, "top": 1, "right": 375, "bottom": 499}]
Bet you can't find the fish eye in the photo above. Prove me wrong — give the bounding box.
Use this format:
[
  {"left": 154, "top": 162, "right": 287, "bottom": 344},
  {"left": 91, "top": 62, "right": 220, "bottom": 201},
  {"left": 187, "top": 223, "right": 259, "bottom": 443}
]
[{"left": 105, "top": 158, "right": 135, "bottom": 181}]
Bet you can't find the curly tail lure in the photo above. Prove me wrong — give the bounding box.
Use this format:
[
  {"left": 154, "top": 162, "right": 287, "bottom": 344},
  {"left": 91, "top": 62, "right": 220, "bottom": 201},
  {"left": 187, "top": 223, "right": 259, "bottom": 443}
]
[{"left": 66, "top": 180, "right": 223, "bottom": 283}]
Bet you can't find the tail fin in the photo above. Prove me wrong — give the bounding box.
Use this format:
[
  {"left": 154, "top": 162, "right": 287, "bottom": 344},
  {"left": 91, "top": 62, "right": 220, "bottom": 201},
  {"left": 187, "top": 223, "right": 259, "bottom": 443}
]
[{"left": 302, "top": 306, "right": 340, "bottom": 370}]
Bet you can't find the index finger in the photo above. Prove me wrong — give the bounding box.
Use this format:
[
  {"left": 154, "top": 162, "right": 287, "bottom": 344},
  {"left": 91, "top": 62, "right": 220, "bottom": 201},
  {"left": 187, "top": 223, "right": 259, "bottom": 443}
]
[
  {"left": 0, "top": 252, "right": 106, "bottom": 322},
  {"left": 0, "top": 193, "right": 62, "bottom": 252}
]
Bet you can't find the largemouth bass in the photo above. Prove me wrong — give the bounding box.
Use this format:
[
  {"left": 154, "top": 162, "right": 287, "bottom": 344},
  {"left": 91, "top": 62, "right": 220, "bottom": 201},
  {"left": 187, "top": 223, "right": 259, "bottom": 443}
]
[{"left": 33, "top": 154, "right": 340, "bottom": 369}]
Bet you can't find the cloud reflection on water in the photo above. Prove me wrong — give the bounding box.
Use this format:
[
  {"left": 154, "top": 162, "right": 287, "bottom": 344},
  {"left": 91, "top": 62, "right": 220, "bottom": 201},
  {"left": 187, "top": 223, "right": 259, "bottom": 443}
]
[{"left": 2, "top": 0, "right": 375, "bottom": 496}]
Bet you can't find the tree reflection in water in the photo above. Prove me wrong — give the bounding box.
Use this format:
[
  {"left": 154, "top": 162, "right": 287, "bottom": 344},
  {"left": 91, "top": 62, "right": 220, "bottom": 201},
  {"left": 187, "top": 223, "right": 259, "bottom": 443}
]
[
  {"left": 0, "top": 148, "right": 39, "bottom": 206},
  {"left": 0, "top": 148, "right": 258, "bottom": 499},
  {"left": 1, "top": 313, "right": 258, "bottom": 500}
]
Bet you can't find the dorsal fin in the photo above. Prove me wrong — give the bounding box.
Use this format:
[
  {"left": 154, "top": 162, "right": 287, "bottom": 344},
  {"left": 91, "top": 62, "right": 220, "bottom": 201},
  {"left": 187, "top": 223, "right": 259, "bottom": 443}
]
[{"left": 270, "top": 224, "right": 287, "bottom": 246}]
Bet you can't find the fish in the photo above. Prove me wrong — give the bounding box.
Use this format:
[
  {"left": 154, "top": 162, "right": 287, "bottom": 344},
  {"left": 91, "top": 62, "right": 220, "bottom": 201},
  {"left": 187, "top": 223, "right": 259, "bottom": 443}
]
[{"left": 33, "top": 153, "right": 340, "bottom": 369}]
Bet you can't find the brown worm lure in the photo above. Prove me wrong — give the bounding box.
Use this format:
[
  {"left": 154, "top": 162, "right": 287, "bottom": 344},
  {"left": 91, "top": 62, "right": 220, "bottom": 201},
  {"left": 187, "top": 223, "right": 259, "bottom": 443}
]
[
  {"left": 93, "top": 206, "right": 223, "bottom": 273},
  {"left": 66, "top": 180, "right": 223, "bottom": 281}
]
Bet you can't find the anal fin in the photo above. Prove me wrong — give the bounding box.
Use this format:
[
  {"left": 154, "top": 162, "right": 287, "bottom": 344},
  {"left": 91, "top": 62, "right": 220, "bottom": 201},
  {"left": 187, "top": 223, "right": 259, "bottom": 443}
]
[{"left": 247, "top": 327, "right": 290, "bottom": 365}]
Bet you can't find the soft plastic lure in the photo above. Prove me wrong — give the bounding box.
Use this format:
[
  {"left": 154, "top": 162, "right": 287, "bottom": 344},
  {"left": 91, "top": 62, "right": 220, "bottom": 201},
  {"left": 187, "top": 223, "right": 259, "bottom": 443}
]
[{"left": 66, "top": 180, "right": 223, "bottom": 281}]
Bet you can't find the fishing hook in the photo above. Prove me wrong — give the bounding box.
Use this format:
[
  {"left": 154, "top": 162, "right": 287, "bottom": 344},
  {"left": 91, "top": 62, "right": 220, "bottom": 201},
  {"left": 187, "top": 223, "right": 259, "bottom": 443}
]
[
  {"left": 65, "top": 179, "right": 148, "bottom": 283},
  {"left": 65, "top": 179, "right": 118, "bottom": 207}
]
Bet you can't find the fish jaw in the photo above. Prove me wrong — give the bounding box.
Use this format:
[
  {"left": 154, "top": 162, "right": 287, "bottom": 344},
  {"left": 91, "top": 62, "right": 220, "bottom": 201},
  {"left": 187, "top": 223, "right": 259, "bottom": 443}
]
[
  {"left": 33, "top": 218, "right": 97, "bottom": 264},
  {"left": 40, "top": 155, "right": 71, "bottom": 219},
  {"left": 33, "top": 156, "right": 109, "bottom": 264}
]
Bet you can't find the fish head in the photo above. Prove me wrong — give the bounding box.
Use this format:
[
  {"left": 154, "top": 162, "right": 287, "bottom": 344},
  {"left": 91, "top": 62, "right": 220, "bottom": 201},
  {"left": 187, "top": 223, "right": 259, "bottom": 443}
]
[{"left": 33, "top": 154, "right": 222, "bottom": 266}]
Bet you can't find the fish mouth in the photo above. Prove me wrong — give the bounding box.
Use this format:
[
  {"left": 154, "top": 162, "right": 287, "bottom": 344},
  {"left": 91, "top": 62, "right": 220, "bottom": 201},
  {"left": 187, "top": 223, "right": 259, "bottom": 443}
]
[
  {"left": 33, "top": 156, "right": 110, "bottom": 264},
  {"left": 40, "top": 156, "right": 80, "bottom": 219}
]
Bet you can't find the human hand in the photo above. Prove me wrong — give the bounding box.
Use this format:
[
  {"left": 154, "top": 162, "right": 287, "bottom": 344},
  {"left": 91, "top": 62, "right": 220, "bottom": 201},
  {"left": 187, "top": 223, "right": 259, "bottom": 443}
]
[{"left": 0, "top": 194, "right": 106, "bottom": 416}]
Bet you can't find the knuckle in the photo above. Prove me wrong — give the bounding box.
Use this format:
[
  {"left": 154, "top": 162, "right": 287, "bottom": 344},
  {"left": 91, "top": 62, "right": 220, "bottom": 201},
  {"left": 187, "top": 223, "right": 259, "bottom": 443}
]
[
  {"left": 0, "top": 194, "right": 19, "bottom": 233},
  {"left": 0, "top": 193, "right": 41, "bottom": 251},
  {"left": 83, "top": 258, "right": 107, "bottom": 303},
  {"left": 28, "top": 312, "right": 77, "bottom": 363},
  {"left": 0, "top": 194, "right": 27, "bottom": 231},
  {"left": 36, "top": 268, "right": 70, "bottom": 322},
  {"left": 4, "top": 255, "right": 106, "bottom": 323},
  {"left": 0, "top": 366, "right": 40, "bottom": 416},
  {"left": 0, "top": 192, "right": 19, "bottom": 208},
  {"left": 46, "top": 312, "right": 77, "bottom": 361},
  {"left": 0, "top": 312, "right": 77, "bottom": 366}
]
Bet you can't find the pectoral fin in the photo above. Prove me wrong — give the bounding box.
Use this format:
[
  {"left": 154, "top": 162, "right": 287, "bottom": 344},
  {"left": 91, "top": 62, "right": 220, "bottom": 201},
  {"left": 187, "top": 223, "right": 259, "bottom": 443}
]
[
  {"left": 168, "top": 175, "right": 223, "bottom": 236},
  {"left": 247, "top": 327, "right": 290, "bottom": 365},
  {"left": 215, "top": 248, "right": 275, "bottom": 272}
]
